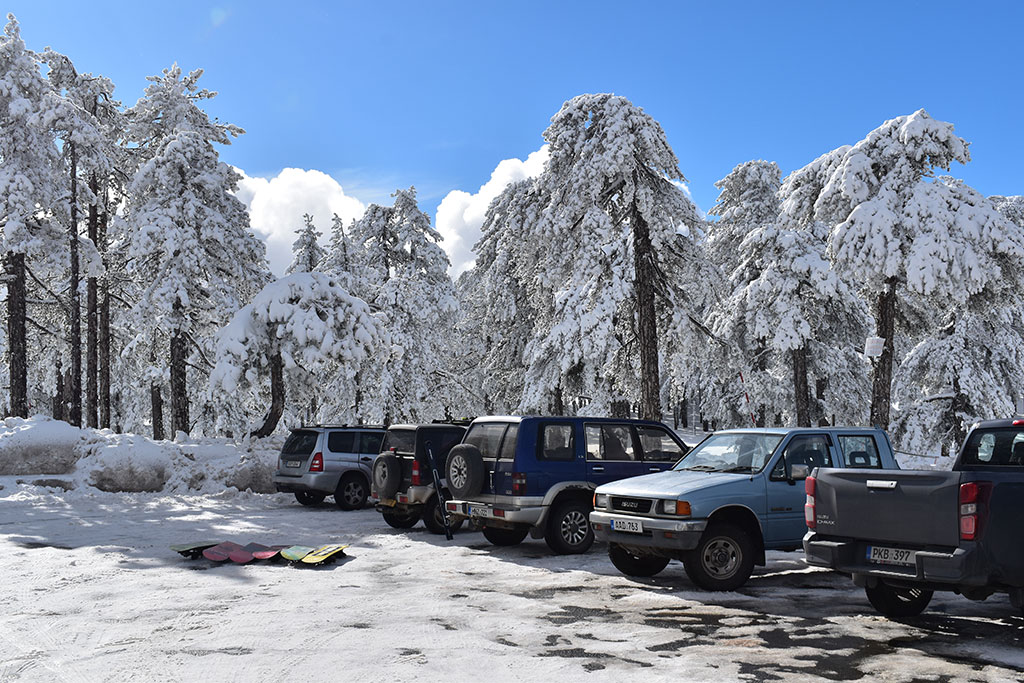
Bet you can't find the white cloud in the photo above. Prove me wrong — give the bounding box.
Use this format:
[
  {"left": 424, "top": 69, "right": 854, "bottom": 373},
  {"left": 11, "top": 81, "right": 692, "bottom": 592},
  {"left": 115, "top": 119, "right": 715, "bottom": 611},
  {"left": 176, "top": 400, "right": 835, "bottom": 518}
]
[
  {"left": 235, "top": 168, "right": 366, "bottom": 276},
  {"left": 435, "top": 146, "right": 548, "bottom": 276}
]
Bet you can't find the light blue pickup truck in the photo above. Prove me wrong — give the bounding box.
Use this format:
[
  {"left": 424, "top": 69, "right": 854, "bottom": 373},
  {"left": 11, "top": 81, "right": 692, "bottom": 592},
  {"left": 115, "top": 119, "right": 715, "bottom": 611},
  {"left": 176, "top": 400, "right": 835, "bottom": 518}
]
[{"left": 590, "top": 427, "right": 898, "bottom": 590}]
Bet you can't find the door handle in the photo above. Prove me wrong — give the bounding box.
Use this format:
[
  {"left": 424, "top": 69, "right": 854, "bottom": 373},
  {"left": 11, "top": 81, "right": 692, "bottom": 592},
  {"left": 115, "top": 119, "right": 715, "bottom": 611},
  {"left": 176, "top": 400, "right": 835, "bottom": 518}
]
[
  {"left": 648, "top": 467, "right": 660, "bottom": 472},
  {"left": 592, "top": 466, "right": 605, "bottom": 472},
  {"left": 360, "top": 457, "right": 373, "bottom": 462}
]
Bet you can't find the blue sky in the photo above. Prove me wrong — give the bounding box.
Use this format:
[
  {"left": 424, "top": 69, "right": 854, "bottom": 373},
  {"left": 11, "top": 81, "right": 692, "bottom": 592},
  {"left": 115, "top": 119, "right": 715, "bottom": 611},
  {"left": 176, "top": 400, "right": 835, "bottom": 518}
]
[{"left": 10, "top": 1, "right": 1024, "bottom": 271}]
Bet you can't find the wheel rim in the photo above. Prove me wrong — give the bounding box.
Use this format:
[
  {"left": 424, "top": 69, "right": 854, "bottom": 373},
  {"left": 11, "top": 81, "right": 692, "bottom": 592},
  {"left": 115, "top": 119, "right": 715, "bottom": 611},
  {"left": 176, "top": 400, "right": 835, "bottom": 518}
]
[
  {"left": 701, "top": 536, "right": 740, "bottom": 579},
  {"left": 375, "top": 463, "right": 388, "bottom": 488},
  {"left": 450, "top": 456, "right": 467, "bottom": 490},
  {"left": 560, "top": 510, "right": 589, "bottom": 546},
  {"left": 343, "top": 481, "right": 364, "bottom": 506}
]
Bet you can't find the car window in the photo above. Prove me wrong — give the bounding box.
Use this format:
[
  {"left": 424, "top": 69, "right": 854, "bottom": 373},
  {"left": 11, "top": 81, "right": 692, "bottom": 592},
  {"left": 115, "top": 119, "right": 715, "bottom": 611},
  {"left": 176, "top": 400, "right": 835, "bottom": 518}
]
[
  {"left": 961, "top": 427, "right": 1024, "bottom": 466},
  {"left": 584, "top": 424, "right": 636, "bottom": 461},
  {"left": 327, "top": 431, "right": 356, "bottom": 453},
  {"left": 771, "top": 434, "right": 833, "bottom": 479},
  {"left": 637, "top": 426, "right": 685, "bottom": 462},
  {"left": 838, "top": 434, "right": 881, "bottom": 468},
  {"left": 415, "top": 428, "right": 465, "bottom": 461},
  {"left": 381, "top": 429, "right": 415, "bottom": 454},
  {"left": 539, "top": 423, "right": 575, "bottom": 461},
  {"left": 359, "top": 432, "right": 383, "bottom": 455},
  {"left": 674, "top": 432, "right": 782, "bottom": 473},
  {"left": 499, "top": 424, "right": 519, "bottom": 459},
  {"left": 465, "top": 423, "right": 508, "bottom": 459},
  {"left": 282, "top": 430, "right": 319, "bottom": 455}
]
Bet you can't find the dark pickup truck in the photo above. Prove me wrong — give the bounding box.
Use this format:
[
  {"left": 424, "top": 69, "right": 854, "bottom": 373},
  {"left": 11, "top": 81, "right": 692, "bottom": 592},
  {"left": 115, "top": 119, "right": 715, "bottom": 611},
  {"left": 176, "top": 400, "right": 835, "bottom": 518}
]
[{"left": 804, "top": 418, "right": 1024, "bottom": 617}]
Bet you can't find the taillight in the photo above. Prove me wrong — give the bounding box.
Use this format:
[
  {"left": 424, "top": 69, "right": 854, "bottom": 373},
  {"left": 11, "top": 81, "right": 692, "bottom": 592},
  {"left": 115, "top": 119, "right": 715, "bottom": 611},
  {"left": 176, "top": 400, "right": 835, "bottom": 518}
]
[
  {"left": 309, "top": 452, "right": 324, "bottom": 473},
  {"left": 1013, "top": 419, "right": 1024, "bottom": 426},
  {"left": 804, "top": 475, "right": 816, "bottom": 529},
  {"left": 512, "top": 473, "right": 527, "bottom": 496},
  {"left": 411, "top": 460, "right": 422, "bottom": 486},
  {"left": 959, "top": 482, "right": 979, "bottom": 540}
]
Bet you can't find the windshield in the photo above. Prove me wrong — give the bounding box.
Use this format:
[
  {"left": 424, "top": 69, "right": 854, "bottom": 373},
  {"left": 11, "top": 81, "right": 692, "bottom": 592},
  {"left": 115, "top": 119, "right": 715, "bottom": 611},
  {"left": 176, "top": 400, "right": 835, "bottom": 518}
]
[{"left": 672, "top": 432, "right": 784, "bottom": 473}]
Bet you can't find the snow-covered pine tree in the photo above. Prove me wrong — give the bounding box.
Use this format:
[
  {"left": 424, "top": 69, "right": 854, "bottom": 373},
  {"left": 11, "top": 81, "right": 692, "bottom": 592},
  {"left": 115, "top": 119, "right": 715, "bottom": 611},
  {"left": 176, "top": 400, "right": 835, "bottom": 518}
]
[
  {"left": 210, "top": 272, "right": 387, "bottom": 437},
  {"left": 810, "top": 110, "right": 975, "bottom": 429},
  {"left": 285, "top": 213, "right": 325, "bottom": 275},
  {"left": 520, "top": 94, "right": 705, "bottom": 419},
  {"left": 891, "top": 182, "right": 1024, "bottom": 453},
  {"left": 349, "top": 187, "right": 457, "bottom": 423},
  {"left": 125, "top": 64, "right": 269, "bottom": 436},
  {"left": 0, "top": 15, "right": 66, "bottom": 417}
]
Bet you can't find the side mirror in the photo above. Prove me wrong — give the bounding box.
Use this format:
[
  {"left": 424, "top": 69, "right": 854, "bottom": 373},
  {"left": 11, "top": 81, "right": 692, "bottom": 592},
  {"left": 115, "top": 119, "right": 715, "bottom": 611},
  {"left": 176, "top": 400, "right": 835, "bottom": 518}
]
[{"left": 790, "top": 463, "right": 810, "bottom": 481}]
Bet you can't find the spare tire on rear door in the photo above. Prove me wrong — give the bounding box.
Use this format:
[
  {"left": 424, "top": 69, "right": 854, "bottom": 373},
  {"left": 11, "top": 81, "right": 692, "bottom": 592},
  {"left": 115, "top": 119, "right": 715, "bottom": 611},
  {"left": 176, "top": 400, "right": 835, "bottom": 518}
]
[
  {"left": 372, "top": 454, "right": 402, "bottom": 499},
  {"left": 446, "top": 444, "right": 485, "bottom": 498}
]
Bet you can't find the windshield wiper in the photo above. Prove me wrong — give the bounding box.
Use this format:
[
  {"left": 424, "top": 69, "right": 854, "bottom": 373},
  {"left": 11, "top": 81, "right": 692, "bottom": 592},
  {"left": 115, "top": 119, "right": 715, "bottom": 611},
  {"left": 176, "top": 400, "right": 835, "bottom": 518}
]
[
  {"left": 678, "top": 464, "right": 717, "bottom": 471},
  {"left": 718, "top": 465, "right": 755, "bottom": 474}
]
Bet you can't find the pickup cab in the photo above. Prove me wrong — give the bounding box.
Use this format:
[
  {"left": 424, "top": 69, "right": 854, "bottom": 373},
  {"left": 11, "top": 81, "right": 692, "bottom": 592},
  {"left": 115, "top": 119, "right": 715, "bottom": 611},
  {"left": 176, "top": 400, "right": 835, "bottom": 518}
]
[
  {"left": 804, "top": 418, "right": 1024, "bottom": 617},
  {"left": 443, "top": 416, "right": 688, "bottom": 554},
  {"left": 590, "top": 427, "right": 897, "bottom": 590}
]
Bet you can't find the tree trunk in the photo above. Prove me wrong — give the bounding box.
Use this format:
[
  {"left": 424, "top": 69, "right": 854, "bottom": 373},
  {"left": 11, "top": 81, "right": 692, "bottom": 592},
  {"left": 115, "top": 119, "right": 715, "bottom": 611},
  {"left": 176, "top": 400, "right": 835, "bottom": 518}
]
[
  {"left": 98, "top": 206, "right": 111, "bottom": 429},
  {"left": 68, "top": 144, "right": 82, "bottom": 427},
  {"left": 252, "top": 349, "right": 284, "bottom": 438},
  {"left": 170, "top": 327, "right": 188, "bottom": 436},
  {"left": 552, "top": 385, "right": 564, "bottom": 416},
  {"left": 85, "top": 171, "right": 98, "bottom": 428},
  {"left": 870, "top": 277, "right": 898, "bottom": 429},
  {"left": 151, "top": 380, "right": 165, "bottom": 441},
  {"left": 632, "top": 207, "right": 661, "bottom": 421},
  {"left": 792, "top": 346, "right": 811, "bottom": 427},
  {"left": 5, "top": 251, "right": 27, "bottom": 417},
  {"left": 53, "top": 360, "right": 65, "bottom": 421}
]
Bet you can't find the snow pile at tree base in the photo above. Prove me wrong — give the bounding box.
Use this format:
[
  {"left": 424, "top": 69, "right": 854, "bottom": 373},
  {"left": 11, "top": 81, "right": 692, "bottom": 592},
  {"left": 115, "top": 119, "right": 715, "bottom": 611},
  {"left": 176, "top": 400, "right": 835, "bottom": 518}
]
[
  {"left": 0, "top": 416, "right": 281, "bottom": 494},
  {"left": 0, "top": 416, "right": 83, "bottom": 475}
]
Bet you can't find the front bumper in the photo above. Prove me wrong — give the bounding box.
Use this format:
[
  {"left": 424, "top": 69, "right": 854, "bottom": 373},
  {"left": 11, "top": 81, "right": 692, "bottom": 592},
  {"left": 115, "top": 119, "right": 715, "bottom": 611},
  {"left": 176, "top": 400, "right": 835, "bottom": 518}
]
[
  {"left": 803, "top": 532, "right": 987, "bottom": 588},
  {"left": 590, "top": 511, "right": 707, "bottom": 552},
  {"left": 445, "top": 499, "right": 543, "bottom": 526},
  {"left": 273, "top": 471, "right": 341, "bottom": 495}
]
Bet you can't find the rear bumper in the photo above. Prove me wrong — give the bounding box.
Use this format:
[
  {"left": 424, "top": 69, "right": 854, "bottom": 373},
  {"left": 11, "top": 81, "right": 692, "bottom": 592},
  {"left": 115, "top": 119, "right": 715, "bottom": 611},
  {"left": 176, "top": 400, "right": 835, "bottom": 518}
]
[
  {"left": 376, "top": 486, "right": 435, "bottom": 514},
  {"left": 445, "top": 499, "right": 542, "bottom": 526},
  {"left": 803, "top": 532, "right": 987, "bottom": 587},
  {"left": 273, "top": 471, "right": 341, "bottom": 495},
  {"left": 590, "top": 511, "right": 706, "bottom": 553}
]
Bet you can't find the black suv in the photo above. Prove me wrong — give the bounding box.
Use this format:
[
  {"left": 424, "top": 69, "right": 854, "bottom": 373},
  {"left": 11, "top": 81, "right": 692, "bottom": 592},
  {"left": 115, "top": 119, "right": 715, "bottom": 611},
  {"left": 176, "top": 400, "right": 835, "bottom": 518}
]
[{"left": 372, "top": 423, "right": 467, "bottom": 533}]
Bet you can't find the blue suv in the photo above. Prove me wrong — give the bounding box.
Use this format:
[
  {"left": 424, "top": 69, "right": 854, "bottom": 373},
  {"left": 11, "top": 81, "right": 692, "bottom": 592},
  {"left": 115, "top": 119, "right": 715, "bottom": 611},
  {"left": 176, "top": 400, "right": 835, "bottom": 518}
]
[{"left": 443, "top": 416, "right": 688, "bottom": 554}]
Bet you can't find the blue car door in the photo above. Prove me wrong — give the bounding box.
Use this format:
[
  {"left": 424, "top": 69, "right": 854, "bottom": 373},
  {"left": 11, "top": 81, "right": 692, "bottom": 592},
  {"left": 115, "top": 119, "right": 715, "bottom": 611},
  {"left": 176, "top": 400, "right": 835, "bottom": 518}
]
[
  {"left": 764, "top": 432, "right": 837, "bottom": 545},
  {"left": 635, "top": 424, "right": 687, "bottom": 474},
  {"left": 585, "top": 423, "right": 644, "bottom": 486}
]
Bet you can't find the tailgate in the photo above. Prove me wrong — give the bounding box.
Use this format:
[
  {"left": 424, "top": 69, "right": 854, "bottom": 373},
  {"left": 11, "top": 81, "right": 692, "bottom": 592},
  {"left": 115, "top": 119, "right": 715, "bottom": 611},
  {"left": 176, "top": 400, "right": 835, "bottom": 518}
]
[{"left": 814, "top": 468, "right": 961, "bottom": 547}]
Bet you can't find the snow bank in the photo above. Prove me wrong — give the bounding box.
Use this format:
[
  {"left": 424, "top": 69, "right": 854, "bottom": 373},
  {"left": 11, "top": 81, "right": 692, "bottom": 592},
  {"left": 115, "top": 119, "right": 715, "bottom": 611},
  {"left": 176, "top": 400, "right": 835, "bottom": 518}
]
[
  {"left": 0, "top": 416, "right": 281, "bottom": 494},
  {"left": 0, "top": 416, "right": 83, "bottom": 474}
]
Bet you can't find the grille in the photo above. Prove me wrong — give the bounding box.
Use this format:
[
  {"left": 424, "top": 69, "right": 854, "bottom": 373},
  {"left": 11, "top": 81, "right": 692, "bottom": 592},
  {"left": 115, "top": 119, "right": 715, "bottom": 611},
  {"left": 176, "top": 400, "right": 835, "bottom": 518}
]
[{"left": 611, "top": 496, "right": 652, "bottom": 513}]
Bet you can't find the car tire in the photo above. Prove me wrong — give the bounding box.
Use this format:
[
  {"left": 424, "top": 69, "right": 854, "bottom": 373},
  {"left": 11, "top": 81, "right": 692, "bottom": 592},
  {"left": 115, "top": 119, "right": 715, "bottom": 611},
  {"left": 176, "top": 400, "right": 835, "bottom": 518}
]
[
  {"left": 865, "top": 582, "right": 933, "bottom": 618},
  {"left": 294, "top": 491, "right": 325, "bottom": 506},
  {"left": 683, "top": 523, "right": 756, "bottom": 591},
  {"left": 544, "top": 499, "right": 595, "bottom": 554},
  {"left": 372, "top": 454, "right": 402, "bottom": 499},
  {"left": 608, "top": 543, "right": 671, "bottom": 577},
  {"left": 422, "top": 494, "right": 465, "bottom": 535},
  {"left": 482, "top": 525, "right": 530, "bottom": 546},
  {"left": 445, "top": 444, "right": 485, "bottom": 498},
  {"left": 335, "top": 473, "right": 368, "bottom": 511},
  {"left": 382, "top": 508, "right": 420, "bottom": 529}
]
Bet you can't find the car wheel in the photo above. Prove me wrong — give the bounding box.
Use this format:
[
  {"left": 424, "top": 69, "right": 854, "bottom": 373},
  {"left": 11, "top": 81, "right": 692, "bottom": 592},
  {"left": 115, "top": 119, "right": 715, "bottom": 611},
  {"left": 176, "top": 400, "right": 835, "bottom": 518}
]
[
  {"left": 294, "top": 491, "right": 325, "bottom": 507},
  {"left": 683, "top": 523, "right": 756, "bottom": 591},
  {"left": 544, "top": 499, "right": 595, "bottom": 554},
  {"left": 382, "top": 508, "right": 420, "bottom": 529},
  {"left": 865, "top": 582, "right": 933, "bottom": 618},
  {"left": 422, "top": 494, "right": 464, "bottom": 535},
  {"left": 372, "top": 454, "right": 402, "bottom": 499},
  {"left": 482, "top": 525, "right": 530, "bottom": 546},
  {"left": 335, "top": 473, "right": 368, "bottom": 511},
  {"left": 608, "top": 543, "right": 671, "bottom": 577},
  {"left": 445, "top": 444, "right": 485, "bottom": 498}
]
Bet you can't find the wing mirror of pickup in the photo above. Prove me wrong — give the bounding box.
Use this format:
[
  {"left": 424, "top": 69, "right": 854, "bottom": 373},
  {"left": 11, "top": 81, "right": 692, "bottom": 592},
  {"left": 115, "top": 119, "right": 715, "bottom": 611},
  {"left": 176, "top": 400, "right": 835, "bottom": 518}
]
[{"left": 789, "top": 463, "right": 810, "bottom": 481}]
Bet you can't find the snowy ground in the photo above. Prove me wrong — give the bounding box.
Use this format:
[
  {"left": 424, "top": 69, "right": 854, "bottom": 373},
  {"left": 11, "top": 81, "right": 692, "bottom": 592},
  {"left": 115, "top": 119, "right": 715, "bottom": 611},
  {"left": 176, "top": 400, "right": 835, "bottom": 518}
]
[{"left": 2, "top": 483, "right": 1022, "bottom": 682}]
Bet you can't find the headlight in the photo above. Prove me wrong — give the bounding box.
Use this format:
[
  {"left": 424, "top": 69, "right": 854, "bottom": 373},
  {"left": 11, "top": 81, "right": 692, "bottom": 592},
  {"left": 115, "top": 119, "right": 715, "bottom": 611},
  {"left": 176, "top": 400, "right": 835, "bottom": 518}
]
[
  {"left": 594, "top": 493, "right": 609, "bottom": 509},
  {"left": 660, "top": 499, "right": 691, "bottom": 516}
]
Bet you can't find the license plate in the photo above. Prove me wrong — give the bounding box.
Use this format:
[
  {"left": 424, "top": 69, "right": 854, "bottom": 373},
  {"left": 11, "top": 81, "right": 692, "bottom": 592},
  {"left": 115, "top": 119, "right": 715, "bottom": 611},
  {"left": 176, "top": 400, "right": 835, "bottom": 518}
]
[
  {"left": 867, "top": 545, "right": 916, "bottom": 567},
  {"left": 468, "top": 506, "right": 489, "bottom": 518},
  {"left": 286, "top": 460, "right": 301, "bottom": 468},
  {"left": 611, "top": 518, "right": 644, "bottom": 534}
]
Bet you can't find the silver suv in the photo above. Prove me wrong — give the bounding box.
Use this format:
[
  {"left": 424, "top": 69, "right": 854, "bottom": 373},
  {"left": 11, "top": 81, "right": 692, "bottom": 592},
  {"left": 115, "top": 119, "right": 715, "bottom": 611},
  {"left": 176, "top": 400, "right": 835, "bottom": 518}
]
[{"left": 272, "top": 425, "right": 385, "bottom": 510}]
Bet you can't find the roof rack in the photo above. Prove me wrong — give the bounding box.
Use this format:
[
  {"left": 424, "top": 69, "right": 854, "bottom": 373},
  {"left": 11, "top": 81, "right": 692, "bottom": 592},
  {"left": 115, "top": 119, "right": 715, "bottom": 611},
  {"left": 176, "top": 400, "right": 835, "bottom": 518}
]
[
  {"left": 431, "top": 417, "right": 475, "bottom": 426},
  {"left": 296, "top": 423, "right": 387, "bottom": 429}
]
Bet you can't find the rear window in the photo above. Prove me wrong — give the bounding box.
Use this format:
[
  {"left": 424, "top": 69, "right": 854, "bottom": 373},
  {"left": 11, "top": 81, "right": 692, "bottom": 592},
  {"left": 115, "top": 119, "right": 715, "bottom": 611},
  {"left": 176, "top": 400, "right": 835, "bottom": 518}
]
[
  {"left": 961, "top": 428, "right": 1024, "bottom": 466},
  {"left": 499, "top": 424, "right": 519, "bottom": 459},
  {"left": 465, "top": 423, "right": 509, "bottom": 459},
  {"left": 282, "top": 430, "right": 319, "bottom": 455},
  {"left": 838, "top": 434, "right": 882, "bottom": 468},
  {"left": 381, "top": 429, "right": 416, "bottom": 454},
  {"left": 327, "top": 431, "right": 356, "bottom": 453},
  {"left": 415, "top": 428, "right": 465, "bottom": 460}
]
